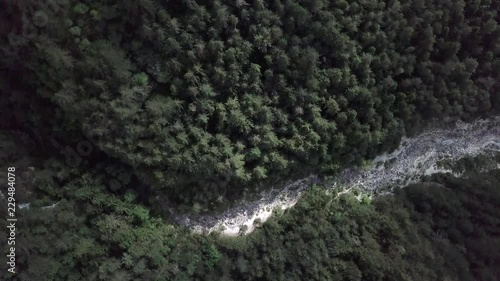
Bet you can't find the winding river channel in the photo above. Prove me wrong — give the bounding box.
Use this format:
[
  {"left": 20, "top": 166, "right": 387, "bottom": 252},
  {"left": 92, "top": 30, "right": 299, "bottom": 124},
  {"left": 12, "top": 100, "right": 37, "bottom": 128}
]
[
  {"left": 167, "top": 117, "right": 500, "bottom": 236},
  {"left": 14, "top": 117, "right": 500, "bottom": 236}
]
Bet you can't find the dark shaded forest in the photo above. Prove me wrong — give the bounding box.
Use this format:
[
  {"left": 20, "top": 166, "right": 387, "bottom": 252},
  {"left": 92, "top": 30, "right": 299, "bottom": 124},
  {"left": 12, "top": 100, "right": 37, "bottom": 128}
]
[
  {"left": 1, "top": 0, "right": 500, "bottom": 280},
  {"left": 1, "top": 139, "right": 499, "bottom": 281},
  {"left": 1, "top": 0, "right": 500, "bottom": 208}
]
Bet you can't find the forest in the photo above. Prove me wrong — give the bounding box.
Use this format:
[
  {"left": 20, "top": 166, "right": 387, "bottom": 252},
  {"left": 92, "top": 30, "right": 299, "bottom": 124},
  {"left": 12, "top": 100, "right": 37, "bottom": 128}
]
[
  {"left": 0, "top": 0, "right": 500, "bottom": 280},
  {"left": 1, "top": 142, "right": 499, "bottom": 280}
]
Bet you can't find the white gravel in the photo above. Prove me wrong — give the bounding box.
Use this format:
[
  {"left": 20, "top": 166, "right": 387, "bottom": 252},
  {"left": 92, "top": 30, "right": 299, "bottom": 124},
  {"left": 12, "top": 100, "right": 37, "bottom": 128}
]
[
  {"left": 11, "top": 117, "right": 500, "bottom": 237},
  {"left": 170, "top": 117, "right": 500, "bottom": 236}
]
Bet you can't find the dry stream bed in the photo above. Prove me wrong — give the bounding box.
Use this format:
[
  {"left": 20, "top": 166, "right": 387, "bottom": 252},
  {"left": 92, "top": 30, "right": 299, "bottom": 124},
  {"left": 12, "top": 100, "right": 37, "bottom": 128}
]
[
  {"left": 14, "top": 117, "right": 500, "bottom": 236},
  {"left": 168, "top": 117, "right": 500, "bottom": 236}
]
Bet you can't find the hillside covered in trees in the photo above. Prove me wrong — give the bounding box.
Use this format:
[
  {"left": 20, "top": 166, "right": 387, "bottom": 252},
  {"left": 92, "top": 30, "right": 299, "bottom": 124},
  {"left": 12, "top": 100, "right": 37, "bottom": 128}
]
[
  {"left": 1, "top": 0, "right": 500, "bottom": 280},
  {"left": 1, "top": 139, "right": 500, "bottom": 280},
  {"left": 2, "top": 0, "right": 500, "bottom": 207}
]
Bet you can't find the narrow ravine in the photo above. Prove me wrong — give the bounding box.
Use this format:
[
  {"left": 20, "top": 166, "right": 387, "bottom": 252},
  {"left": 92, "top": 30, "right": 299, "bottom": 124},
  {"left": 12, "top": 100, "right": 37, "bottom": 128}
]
[
  {"left": 168, "top": 117, "right": 500, "bottom": 236},
  {"left": 14, "top": 117, "right": 500, "bottom": 236}
]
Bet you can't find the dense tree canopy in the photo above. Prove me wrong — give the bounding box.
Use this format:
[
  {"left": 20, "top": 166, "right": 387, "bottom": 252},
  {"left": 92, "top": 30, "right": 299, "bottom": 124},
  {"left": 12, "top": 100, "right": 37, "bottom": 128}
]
[
  {"left": 2, "top": 0, "right": 499, "bottom": 206},
  {"left": 1, "top": 1, "right": 500, "bottom": 279},
  {"left": 2, "top": 144, "right": 499, "bottom": 281}
]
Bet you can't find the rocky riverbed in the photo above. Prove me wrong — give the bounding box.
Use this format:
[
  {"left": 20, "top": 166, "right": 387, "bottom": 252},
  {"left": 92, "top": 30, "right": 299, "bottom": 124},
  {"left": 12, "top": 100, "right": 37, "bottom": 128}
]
[
  {"left": 167, "top": 117, "right": 500, "bottom": 236},
  {"left": 162, "top": 175, "right": 321, "bottom": 236},
  {"left": 13, "top": 117, "right": 500, "bottom": 236}
]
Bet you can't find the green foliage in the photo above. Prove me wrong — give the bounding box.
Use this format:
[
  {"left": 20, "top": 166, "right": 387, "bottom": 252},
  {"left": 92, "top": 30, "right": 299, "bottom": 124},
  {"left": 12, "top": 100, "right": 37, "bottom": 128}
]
[
  {"left": 73, "top": 3, "right": 89, "bottom": 15},
  {"left": 68, "top": 26, "right": 81, "bottom": 36},
  {"left": 132, "top": 73, "right": 149, "bottom": 87},
  {"left": 204, "top": 243, "right": 222, "bottom": 270},
  {"left": 1, "top": 1, "right": 500, "bottom": 280},
  {"left": 1, "top": 132, "right": 499, "bottom": 281},
  {"left": 3, "top": 0, "right": 499, "bottom": 208}
]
